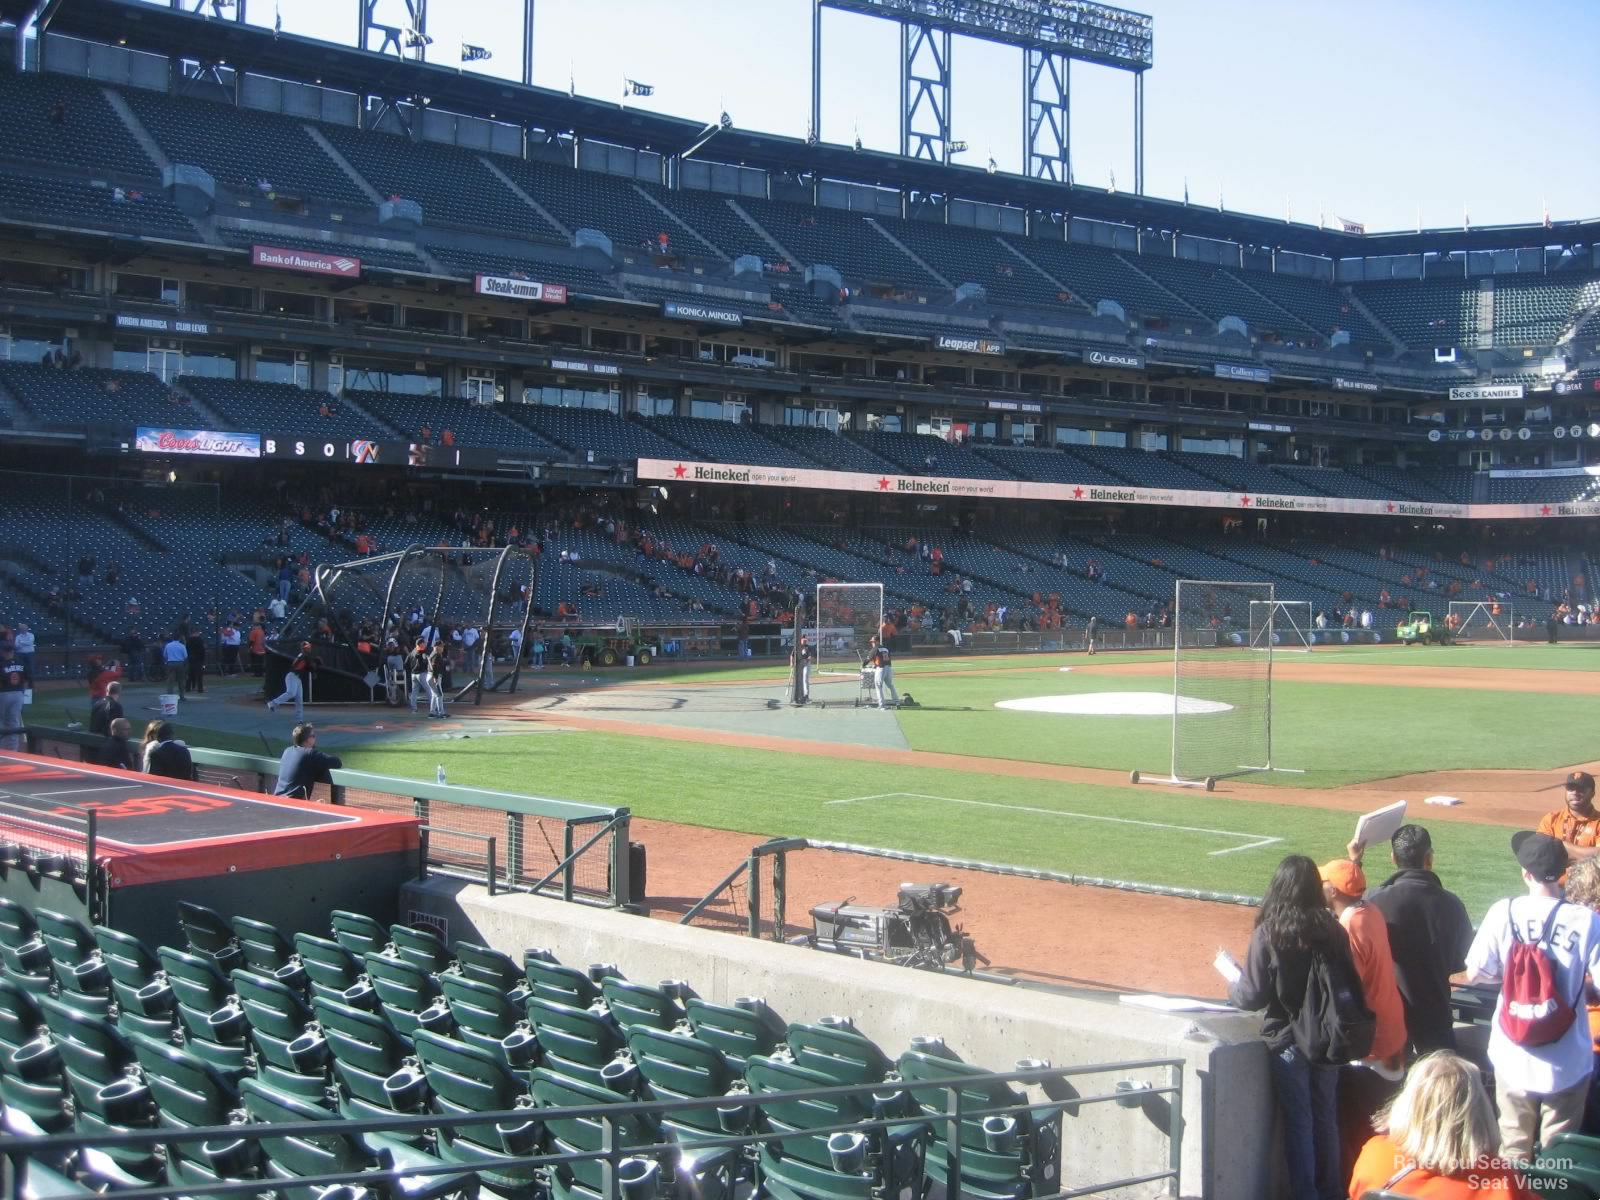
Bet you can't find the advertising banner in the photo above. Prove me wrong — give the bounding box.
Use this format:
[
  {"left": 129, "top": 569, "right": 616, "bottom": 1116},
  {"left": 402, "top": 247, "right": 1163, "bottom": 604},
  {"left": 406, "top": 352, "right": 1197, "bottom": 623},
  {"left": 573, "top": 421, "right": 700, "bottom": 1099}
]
[
  {"left": 932, "top": 333, "right": 1006, "bottom": 355},
  {"left": 251, "top": 245, "right": 361, "bottom": 277},
  {"left": 661, "top": 299, "right": 743, "bottom": 326},
  {"left": 474, "top": 275, "right": 568, "bottom": 304},
  {"left": 135, "top": 428, "right": 261, "bottom": 458}
]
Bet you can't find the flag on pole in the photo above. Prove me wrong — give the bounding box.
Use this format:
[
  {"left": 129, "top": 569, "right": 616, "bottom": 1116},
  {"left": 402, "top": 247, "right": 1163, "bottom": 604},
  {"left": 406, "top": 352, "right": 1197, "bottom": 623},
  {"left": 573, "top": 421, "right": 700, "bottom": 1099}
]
[
  {"left": 1182, "top": 177, "right": 1189, "bottom": 204},
  {"left": 1463, "top": 206, "right": 1471, "bottom": 231},
  {"left": 1543, "top": 197, "right": 1552, "bottom": 229},
  {"left": 1108, "top": 169, "right": 1116, "bottom": 193},
  {"left": 461, "top": 44, "right": 491, "bottom": 62},
  {"left": 623, "top": 79, "right": 654, "bottom": 98},
  {"left": 273, "top": 1, "right": 282, "bottom": 33}
]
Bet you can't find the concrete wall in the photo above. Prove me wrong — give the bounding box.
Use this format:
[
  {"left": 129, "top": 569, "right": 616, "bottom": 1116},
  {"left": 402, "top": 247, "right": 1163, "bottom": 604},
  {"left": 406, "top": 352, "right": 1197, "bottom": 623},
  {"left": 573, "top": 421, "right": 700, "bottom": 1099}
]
[{"left": 402, "top": 878, "right": 1279, "bottom": 1200}]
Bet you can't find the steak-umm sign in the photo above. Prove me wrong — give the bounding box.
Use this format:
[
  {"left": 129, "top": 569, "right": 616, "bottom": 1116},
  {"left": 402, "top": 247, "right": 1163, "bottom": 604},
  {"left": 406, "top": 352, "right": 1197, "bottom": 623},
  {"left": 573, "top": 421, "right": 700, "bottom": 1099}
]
[{"left": 637, "top": 458, "right": 1600, "bottom": 521}]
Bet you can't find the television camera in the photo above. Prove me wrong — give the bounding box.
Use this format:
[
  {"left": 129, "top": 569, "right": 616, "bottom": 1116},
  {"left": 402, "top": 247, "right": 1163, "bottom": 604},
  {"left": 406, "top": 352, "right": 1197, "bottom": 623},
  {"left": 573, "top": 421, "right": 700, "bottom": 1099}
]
[{"left": 804, "top": 882, "right": 990, "bottom": 974}]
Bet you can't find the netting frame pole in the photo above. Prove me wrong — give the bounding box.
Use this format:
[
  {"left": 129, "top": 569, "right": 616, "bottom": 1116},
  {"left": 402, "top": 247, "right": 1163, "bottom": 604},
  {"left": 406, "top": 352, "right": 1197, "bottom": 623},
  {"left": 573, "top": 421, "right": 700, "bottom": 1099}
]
[
  {"left": 1449, "top": 599, "right": 1514, "bottom": 644},
  {"left": 812, "top": 581, "right": 884, "bottom": 678}
]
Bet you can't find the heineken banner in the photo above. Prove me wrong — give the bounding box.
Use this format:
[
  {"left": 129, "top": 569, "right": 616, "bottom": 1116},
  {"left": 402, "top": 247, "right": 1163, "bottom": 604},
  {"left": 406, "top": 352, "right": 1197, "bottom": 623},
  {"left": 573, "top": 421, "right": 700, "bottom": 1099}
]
[{"left": 637, "top": 458, "right": 1600, "bottom": 521}]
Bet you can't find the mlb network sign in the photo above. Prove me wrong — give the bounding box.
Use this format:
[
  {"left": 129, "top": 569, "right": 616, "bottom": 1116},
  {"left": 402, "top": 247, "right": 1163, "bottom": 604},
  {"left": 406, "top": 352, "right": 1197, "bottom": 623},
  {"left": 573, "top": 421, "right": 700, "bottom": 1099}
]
[
  {"left": 252, "top": 244, "right": 361, "bottom": 278},
  {"left": 474, "top": 275, "right": 568, "bottom": 304}
]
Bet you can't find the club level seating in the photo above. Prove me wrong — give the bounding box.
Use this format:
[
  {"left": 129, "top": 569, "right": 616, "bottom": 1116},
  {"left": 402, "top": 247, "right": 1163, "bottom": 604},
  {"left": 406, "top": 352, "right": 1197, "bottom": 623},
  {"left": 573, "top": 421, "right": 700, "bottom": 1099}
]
[
  {"left": 850, "top": 430, "right": 1021, "bottom": 480},
  {"left": 876, "top": 217, "right": 1068, "bottom": 310},
  {"left": 0, "top": 68, "right": 155, "bottom": 178},
  {"left": 504, "top": 405, "right": 698, "bottom": 463},
  {"left": 0, "top": 364, "right": 196, "bottom": 430},
  {"left": 1123, "top": 254, "right": 1314, "bottom": 337},
  {"left": 346, "top": 391, "right": 564, "bottom": 457},
  {"left": 1003, "top": 236, "right": 1183, "bottom": 320},
  {"left": 1347, "top": 464, "right": 1460, "bottom": 503},
  {"left": 1163, "top": 452, "right": 1328, "bottom": 497},
  {"left": 737, "top": 196, "right": 943, "bottom": 291},
  {"left": 1484, "top": 474, "right": 1600, "bottom": 504},
  {"left": 642, "top": 416, "right": 811, "bottom": 468},
  {"left": 1056, "top": 444, "right": 1220, "bottom": 491},
  {"left": 1228, "top": 272, "right": 1388, "bottom": 348},
  {"left": 117, "top": 86, "right": 370, "bottom": 209},
  {"left": 179, "top": 377, "right": 390, "bottom": 441},
  {"left": 755, "top": 425, "right": 899, "bottom": 473},
  {"left": 0, "top": 172, "right": 197, "bottom": 241},
  {"left": 1272, "top": 466, "right": 1396, "bottom": 501},
  {"left": 971, "top": 444, "right": 1122, "bottom": 485},
  {"left": 319, "top": 124, "right": 559, "bottom": 241}
]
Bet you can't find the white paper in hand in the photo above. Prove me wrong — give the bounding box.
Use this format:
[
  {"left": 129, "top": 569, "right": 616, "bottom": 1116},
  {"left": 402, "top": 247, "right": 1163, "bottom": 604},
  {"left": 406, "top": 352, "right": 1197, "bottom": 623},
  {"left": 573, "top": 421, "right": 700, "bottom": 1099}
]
[
  {"left": 1213, "top": 949, "right": 1242, "bottom": 985},
  {"left": 1354, "top": 800, "right": 1407, "bottom": 852}
]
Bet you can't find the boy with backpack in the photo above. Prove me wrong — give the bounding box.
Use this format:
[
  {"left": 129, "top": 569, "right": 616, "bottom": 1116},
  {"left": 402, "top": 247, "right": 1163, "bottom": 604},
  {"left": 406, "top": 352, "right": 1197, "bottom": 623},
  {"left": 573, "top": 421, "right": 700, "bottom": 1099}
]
[{"left": 1465, "top": 831, "right": 1600, "bottom": 1162}]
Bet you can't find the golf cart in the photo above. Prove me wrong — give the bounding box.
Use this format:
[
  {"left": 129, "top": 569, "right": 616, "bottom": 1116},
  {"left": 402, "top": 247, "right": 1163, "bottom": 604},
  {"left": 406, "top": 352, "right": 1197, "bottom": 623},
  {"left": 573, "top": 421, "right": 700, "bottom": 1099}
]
[
  {"left": 1396, "top": 610, "right": 1447, "bottom": 645},
  {"left": 571, "top": 617, "right": 657, "bottom": 667}
]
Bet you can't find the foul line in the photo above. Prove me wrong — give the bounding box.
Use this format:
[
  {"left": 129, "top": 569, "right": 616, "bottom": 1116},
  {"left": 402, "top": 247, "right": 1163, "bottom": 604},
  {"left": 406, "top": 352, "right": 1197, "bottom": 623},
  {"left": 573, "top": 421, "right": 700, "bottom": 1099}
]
[{"left": 825, "top": 792, "right": 1282, "bottom": 857}]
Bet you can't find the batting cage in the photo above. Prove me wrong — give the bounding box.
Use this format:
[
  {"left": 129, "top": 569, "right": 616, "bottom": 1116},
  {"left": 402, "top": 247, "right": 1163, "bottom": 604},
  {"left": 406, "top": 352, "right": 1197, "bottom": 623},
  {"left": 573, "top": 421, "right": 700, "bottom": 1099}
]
[
  {"left": 1449, "top": 600, "right": 1514, "bottom": 643},
  {"left": 812, "top": 582, "right": 883, "bottom": 693},
  {"left": 268, "top": 543, "right": 538, "bottom": 705},
  {"left": 1134, "top": 579, "right": 1296, "bottom": 790}
]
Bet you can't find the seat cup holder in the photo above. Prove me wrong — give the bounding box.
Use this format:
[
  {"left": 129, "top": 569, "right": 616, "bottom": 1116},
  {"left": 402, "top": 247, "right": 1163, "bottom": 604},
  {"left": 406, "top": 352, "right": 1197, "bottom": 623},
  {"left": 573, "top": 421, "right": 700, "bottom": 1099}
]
[
  {"left": 382, "top": 1065, "right": 428, "bottom": 1113},
  {"left": 599, "top": 1057, "right": 639, "bottom": 1094},
  {"left": 500, "top": 1027, "right": 538, "bottom": 1067},
  {"left": 288, "top": 1030, "right": 330, "bottom": 1073},
  {"left": 828, "top": 1131, "right": 868, "bottom": 1175},
  {"left": 497, "top": 1118, "right": 539, "bottom": 1156},
  {"left": 10, "top": 1037, "right": 61, "bottom": 1081},
  {"left": 618, "top": 1156, "right": 660, "bottom": 1200},
  {"left": 982, "top": 1115, "right": 1018, "bottom": 1154}
]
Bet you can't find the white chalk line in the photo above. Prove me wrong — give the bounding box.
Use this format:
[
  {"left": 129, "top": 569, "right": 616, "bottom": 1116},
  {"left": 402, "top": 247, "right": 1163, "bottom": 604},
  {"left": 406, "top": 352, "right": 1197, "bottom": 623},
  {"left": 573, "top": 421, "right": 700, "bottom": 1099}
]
[{"left": 825, "top": 792, "right": 1282, "bottom": 857}]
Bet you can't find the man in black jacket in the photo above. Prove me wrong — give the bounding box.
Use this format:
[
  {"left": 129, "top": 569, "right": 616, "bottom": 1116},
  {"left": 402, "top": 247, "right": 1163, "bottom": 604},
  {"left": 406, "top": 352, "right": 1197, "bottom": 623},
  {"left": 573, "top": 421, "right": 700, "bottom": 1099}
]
[
  {"left": 1353, "top": 823, "right": 1474, "bottom": 1056},
  {"left": 273, "top": 723, "right": 343, "bottom": 800},
  {"left": 101, "top": 717, "right": 136, "bottom": 771},
  {"left": 90, "top": 681, "right": 123, "bottom": 737},
  {"left": 145, "top": 722, "right": 194, "bottom": 780}
]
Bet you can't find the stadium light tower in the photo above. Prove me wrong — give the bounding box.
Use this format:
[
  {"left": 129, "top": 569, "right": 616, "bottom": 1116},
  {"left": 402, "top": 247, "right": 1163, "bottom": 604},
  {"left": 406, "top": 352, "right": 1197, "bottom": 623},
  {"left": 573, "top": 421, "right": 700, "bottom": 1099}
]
[{"left": 814, "top": 0, "right": 1153, "bottom": 187}]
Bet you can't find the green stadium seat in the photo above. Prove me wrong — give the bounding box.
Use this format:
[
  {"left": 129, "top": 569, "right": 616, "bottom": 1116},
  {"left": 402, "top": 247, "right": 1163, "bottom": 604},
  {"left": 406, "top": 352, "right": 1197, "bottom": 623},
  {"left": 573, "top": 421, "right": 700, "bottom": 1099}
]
[
  {"left": 786, "top": 1019, "right": 894, "bottom": 1086},
  {"left": 363, "top": 951, "right": 452, "bottom": 1039},
  {"left": 898, "top": 1042, "right": 1063, "bottom": 1200},
  {"left": 32, "top": 909, "right": 96, "bottom": 969},
  {"left": 293, "top": 931, "right": 363, "bottom": 1001},
  {"left": 626, "top": 1025, "right": 741, "bottom": 1143},
  {"left": 156, "top": 946, "right": 252, "bottom": 1078},
  {"left": 230, "top": 969, "right": 327, "bottom": 1102},
  {"left": 0, "top": 973, "right": 47, "bottom": 1057},
  {"left": 312, "top": 995, "right": 424, "bottom": 1127},
  {"left": 526, "top": 995, "right": 628, "bottom": 1087},
  {"left": 390, "top": 923, "right": 452, "bottom": 974},
  {"left": 746, "top": 1054, "right": 927, "bottom": 1200},
  {"left": 439, "top": 973, "right": 535, "bottom": 1069},
  {"left": 0, "top": 979, "right": 71, "bottom": 1136},
  {"left": 413, "top": 1029, "right": 540, "bottom": 1198},
  {"left": 92, "top": 926, "right": 174, "bottom": 1040},
  {"left": 684, "top": 997, "right": 783, "bottom": 1069},
  {"left": 1537, "top": 1133, "right": 1600, "bottom": 1192},
  {"left": 523, "top": 951, "right": 604, "bottom": 1007},
  {"left": 38, "top": 1000, "right": 161, "bottom": 1187},
  {"left": 331, "top": 910, "right": 389, "bottom": 957},
  {"left": 0, "top": 897, "right": 39, "bottom": 948},
  {"left": 15, "top": 1159, "right": 94, "bottom": 1197},
  {"left": 240, "top": 1076, "right": 476, "bottom": 1200},
  {"left": 128, "top": 1030, "right": 259, "bottom": 1189},
  {"left": 232, "top": 916, "right": 296, "bottom": 974},
  {"left": 451, "top": 943, "right": 524, "bottom": 993},
  {"left": 601, "top": 977, "right": 686, "bottom": 1033},
  {"left": 177, "top": 900, "right": 244, "bottom": 972},
  {"left": 34, "top": 911, "right": 111, "bottom": 1013}
]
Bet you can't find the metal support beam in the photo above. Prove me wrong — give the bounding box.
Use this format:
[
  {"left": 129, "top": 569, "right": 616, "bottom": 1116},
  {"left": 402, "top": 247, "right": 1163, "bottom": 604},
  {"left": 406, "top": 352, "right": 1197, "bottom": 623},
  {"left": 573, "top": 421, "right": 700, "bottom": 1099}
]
[
  {"left": 181, "top": 0, "right": 246, "bottom": 17},
  {"left": 810, "top": 0, "right": 822, "bottom": 142},
  {"left": 899, "top": 21, "right": 951, "bottom": 163},
  {"left": 1024, "top": 47, "right": 1069, "bottom": 183},
  {"left": 521, "top": 0, "right": 535, "bottom": 87},
  {"left": 360, "top": 0, "right": 426, "bottom": 60},
  {"left": 1133, "top": 69, "right": 1145, "bottom": 195}
]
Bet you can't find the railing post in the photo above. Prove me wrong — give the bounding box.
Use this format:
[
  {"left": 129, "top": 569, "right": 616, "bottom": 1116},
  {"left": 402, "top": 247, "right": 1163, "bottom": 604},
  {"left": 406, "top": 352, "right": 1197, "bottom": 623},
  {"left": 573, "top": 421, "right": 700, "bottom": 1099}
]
[
  {"left": 562, "top": 821, "right": 574, "bottom": 903},
  {"left": 609, "top": 815, "right": 631, "bottom": 908},
  {"left": 945, "top": 1085, "right": 964, "bottom": 1200},
  {"left": 747, "top": 851, "right": 761, "bottom": 938},
  {"left": 601, "top": 1111, "right": 619, "bottom": 1200},
  {"left": 84, "top": 808, "right": 98, "bottom": 925},
  {"left": 415, "top": 796, "right": 431, "bottom": 825},
  {"left": 507, "top": 811, "right": 524, "bottom": 887},
  {"left": 1168, "top": 1063, "right": 1184, "bottom": 1189},
  {"left": 487, "top": 835, "right": 497, "bottom": 897},
  {"left": 771, "top": 846, "right": 787, "bottom": 940}
]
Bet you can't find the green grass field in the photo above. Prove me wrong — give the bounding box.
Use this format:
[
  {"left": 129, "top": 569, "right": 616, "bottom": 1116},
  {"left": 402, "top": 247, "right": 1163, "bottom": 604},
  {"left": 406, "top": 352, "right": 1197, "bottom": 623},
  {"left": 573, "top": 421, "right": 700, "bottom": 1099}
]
[{"left": 41, "top": 642, "right": 1595, "bottom": 921}]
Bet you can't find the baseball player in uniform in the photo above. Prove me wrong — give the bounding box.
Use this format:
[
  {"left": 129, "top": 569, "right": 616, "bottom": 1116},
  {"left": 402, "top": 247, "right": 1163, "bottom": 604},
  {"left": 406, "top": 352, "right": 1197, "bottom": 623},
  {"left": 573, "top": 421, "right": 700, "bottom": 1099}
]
[
  {"left": 1086, "top": 615, "right": 1099, "bottom": 655},
  {"left": 791, "top": 633, "right": 811, "bottom": 705},
  {"left": 867, "top": 636, "right": 899, "bottom": 709}
]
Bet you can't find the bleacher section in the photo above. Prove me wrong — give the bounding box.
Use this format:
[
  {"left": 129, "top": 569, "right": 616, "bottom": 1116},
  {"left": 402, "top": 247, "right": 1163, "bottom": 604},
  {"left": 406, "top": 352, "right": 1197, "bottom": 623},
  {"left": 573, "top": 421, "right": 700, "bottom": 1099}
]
[
  {"left": 642, "top": 417, "right": 810, "bottom": 468},
  {"left": 348, "top": 391, "right": 563, "bottom": 457},
  {"left": 180, "top": 378, "right": 389, "bottom": 441},
  {"left": 757, "top": 425, "right": 899, "bottom": 473},
  {"left": 738, "top": 197, "right": 943, "bottom": 290},
  {"left": 1352, "top": 279, "right": 1477, "bottom": 346},
  {"left": 0, "top": 364, "right": 193, "bottom": 430},
  {"left": 851, "top": 431, "right": 1020, "bottom": 480},
  {"left": 505, "top": 406, "right": 698, "bottom": 463},
  {"left": 0, "top": 171, "right": 196, "bottom": 240},
  {"left": 0, "top": 69, "right": 155, "bottom": 178},
  {"left": 1123, "top": 255, "right": 1311, "bottom": 336}
]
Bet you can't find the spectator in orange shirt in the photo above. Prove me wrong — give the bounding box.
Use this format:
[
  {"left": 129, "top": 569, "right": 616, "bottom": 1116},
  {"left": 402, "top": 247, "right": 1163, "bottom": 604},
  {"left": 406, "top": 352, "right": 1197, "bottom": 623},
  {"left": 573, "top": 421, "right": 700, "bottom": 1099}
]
[
  {"left": 1346, "top": 1053, "right": 1537, "bottom": 1200},
  {"left": 1537, "top": 771, "right": 1600, "bottom": 861},
  {"left": 1321, "top": 857, "right": 1407, "bottom": 1177}
]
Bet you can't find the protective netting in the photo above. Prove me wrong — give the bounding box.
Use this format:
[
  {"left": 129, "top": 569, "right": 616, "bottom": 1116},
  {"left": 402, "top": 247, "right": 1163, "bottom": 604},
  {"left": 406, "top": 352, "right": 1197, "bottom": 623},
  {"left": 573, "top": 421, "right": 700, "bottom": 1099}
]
[
  {"left": 1174, "top": 580, "right": 1274, "bottom": 783},
  {"left": 1249, "top": 600, "right": 1312, "bottom": 651},
  {"left": 1449, "top": 600, "right": 1514, "bottom": 642},
  {"left": 270, "top": 546, "right": 537, "bottom": 702},
  {"left": 813, "top": 583, "right": 884, "bottom": 678}
]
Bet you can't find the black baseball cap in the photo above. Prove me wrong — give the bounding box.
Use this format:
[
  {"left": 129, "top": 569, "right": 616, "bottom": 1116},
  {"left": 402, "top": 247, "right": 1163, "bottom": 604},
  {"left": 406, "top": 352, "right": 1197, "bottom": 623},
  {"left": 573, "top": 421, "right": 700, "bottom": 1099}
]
[
  {"left": 1566, "top": 771, "right": 1596, "bottom": 795},
  {"left": 1512, "top": 831, "right": 1569, "bottom": 883}
]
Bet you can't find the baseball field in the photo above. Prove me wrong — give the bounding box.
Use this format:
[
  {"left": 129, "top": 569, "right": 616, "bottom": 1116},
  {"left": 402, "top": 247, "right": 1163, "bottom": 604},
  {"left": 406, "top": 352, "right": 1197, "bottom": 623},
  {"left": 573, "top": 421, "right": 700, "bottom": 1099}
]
[{"left": 40, "top": 639, "right": 1600, "bottom": 997}]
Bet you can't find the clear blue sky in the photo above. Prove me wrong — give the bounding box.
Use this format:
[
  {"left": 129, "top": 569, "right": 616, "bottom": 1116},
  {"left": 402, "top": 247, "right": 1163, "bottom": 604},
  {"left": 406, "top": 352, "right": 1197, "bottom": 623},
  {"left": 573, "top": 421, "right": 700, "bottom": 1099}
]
[{"left": 193, "top": 0, "right": 1598, "bottom": 233}]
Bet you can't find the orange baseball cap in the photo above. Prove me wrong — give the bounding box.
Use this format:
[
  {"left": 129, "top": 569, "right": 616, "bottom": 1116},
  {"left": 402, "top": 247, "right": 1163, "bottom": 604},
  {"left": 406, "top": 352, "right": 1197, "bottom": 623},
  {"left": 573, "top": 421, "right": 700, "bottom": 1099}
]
[{"left": 1319, "top": 858, "right": 1367, "bottom": 898}]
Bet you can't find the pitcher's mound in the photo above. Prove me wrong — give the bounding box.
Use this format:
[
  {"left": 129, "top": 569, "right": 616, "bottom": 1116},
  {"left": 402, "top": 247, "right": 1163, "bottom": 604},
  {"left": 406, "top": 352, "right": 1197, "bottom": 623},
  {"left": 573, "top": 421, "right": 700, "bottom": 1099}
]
[{"left": 996, "top": 692, "right": 1232, "bottom": 716}]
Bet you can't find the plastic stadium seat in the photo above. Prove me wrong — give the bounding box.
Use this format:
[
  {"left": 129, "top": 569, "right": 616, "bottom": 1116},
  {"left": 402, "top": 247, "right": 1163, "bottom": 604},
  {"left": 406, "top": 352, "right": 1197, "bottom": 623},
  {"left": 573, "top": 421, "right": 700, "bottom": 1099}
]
[
  {"left": 239, "top": 1076, "right": 475, "bottom": 1200},
  {"left": 439, "top": 973, "right": 534, "bottom": 1068},
  {"left": 1536, "top": 1133, "right": 1600, "bottom": 1193},
  {"left": 525, "top": 995, "right": 628, "bottom": 1086},
  {"left": 156, "top": 946, "right": 253, "bottom": 1078},
  {"left": 230, "top": 968, "right": 327, "bottom": 1101},
  {"left": 331, "top": 909, "right": 390, "bottom": 956},
  {"left": 785, "top": 1018, "right": 894, "bottom": 1085},
  {"left": 684, "top": 996, "right": 784, "bottom": 1069},
  {"left": 746, "top": 1053, "right": 927, "bottom": 1200},
  {"left": 293, "top": 931, "right": 364, "bottom": 1001},
  {"left": 600, "top": 976, "right": 686, "bottom": 1033},
  {"left": 31, "top": 910, "right": 96, "bottom": 972},
  {"left": 362, "top": 950, "right": 451, "bottom": 1038},
  {"left": 231, "top": 916, "right": 296, "bottom": 974},
  {"left": 451, "top": 943, "right": 523, "bottom": 993},
  {"left": 534, "top": 1065, "right": 738, "bottom": 1200},
  {"left": 0, "top": 977, "right": 71, "bottom": 1136},
  {"left": 128, "top": 1030, "right": 260, "bottom": 1189},
  {"left": 0, "top": 896, "right": 39, "bottom": 949},
  {"left": 626, "top": 1025, "right": 741, "bottom": 1143},
  {"left": 413, "top": 1029, "right": 540, "bottom": 1198},
  {"left": 178, "top": 900, "right": 244, "bottom": 972},
  {"left": 312, "top": 995, "right": 422, "bottom": 1126},
  {"left": 92, "top": 926, "right": 174, "bottom": 1040},
  {"left": 898, "top": 1042, "right": 1063, "bottom": 1200},
  {"left": 523, "top": 951, "right": 604, "bottom": 1007},
  {"left": 37, "top": 998, "right": 162, "bottom": 1186},
  {"left": 389, "top": 923, "right": 452, "bottom": 974}
]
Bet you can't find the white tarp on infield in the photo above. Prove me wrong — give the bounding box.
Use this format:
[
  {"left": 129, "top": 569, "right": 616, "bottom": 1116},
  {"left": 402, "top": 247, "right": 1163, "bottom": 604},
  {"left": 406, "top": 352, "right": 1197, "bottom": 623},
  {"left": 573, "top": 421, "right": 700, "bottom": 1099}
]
[{"left": 995, "top": 692, "right": 1233, "bottom": 716}]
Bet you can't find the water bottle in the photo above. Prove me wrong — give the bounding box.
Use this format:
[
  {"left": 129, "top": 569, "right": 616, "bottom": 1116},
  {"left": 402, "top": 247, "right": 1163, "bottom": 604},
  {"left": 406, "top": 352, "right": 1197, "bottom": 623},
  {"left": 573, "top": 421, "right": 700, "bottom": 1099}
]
[{"left": 435, "top": 764, "right": 446, "bottom": 786}]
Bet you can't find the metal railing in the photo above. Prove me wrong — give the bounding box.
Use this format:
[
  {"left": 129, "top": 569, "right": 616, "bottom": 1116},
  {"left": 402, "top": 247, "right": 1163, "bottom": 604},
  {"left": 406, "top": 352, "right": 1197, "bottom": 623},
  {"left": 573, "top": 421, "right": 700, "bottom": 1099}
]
[{"left": 0, "top": 1059, "right": 1186, "bottom": 1200}]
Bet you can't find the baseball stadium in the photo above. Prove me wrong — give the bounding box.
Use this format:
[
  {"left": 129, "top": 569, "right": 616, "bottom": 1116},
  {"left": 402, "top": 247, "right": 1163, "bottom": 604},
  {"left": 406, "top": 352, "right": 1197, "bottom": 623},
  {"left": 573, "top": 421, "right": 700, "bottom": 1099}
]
[{"left": 0, "top": 1, "right": 1596, "bottom": 1197}]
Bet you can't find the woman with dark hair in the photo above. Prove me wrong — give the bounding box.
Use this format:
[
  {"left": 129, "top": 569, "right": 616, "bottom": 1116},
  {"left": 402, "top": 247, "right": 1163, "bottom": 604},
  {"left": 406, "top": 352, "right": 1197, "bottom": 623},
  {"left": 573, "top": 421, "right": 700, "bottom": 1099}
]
[{"left": 1224, "top": 855, "right": 1362, "bottom": 1200}]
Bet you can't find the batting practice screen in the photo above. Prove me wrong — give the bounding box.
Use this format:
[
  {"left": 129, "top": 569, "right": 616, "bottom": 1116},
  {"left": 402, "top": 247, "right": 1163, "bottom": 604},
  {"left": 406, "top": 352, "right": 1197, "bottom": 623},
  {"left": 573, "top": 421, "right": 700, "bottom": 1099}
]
[{"left": 1172, "top": 580, "right": 1275, "bottom": 784}]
